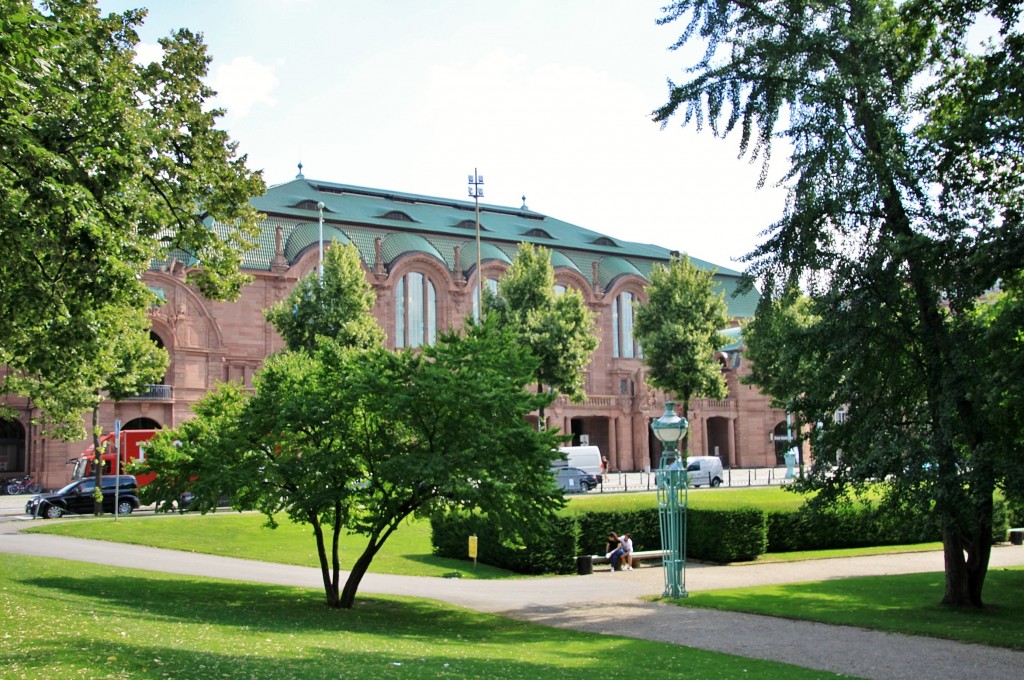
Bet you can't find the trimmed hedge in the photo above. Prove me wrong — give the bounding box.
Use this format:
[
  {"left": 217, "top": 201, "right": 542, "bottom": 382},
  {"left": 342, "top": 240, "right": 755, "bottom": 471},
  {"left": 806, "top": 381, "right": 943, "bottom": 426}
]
[
  {"left": 432, "top": 504, "right": 770, "bottom": 574},
  {"left": 689, "top": 507, "right": 767, "bottom": 562},
  {"left": 432, "top": 494, "right": 1010, "bottom": 575},
  {"left": 430, "top": 510, "right": 579, "bottom": 575}
]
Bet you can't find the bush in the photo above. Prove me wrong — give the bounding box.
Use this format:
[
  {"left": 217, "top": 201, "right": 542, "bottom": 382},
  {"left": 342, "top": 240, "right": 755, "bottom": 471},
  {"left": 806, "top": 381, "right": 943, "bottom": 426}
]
[
  {"left": 688, "top": 507, "right": 767, "bottom": 562},
  {"left": 432, "top": 503, "right": 772, "bottom": 573},
  {"left": 766, "top": 499, "right": 940, "bottom": 553},
  {"left": 432, "top": 490, "right": 1006, "bottom": 573},
  {"left": 430, "top": 510, "right": 580, "bottom": 575}
]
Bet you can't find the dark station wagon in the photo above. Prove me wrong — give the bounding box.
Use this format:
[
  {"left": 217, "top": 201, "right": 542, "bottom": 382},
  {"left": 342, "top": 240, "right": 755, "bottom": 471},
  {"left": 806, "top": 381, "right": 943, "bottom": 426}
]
[{"left": 25, "top": 475, "right": 140, "bottom": 519}]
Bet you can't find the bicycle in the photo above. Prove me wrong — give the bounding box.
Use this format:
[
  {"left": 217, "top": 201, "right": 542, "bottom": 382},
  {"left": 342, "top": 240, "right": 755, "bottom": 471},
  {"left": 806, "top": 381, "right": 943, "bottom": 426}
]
[{"left": 5, "top": 475, "right": 41, "bottom": 495}]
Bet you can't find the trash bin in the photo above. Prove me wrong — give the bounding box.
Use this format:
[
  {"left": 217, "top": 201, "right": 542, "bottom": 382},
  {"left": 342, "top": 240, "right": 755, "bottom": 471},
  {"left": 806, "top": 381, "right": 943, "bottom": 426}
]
[
  {"left": 1010, "top": 529, "right": 1023, "bottom": 546},
  {"left": 576, "top": 555, "right": 593, "bottom": 575}
]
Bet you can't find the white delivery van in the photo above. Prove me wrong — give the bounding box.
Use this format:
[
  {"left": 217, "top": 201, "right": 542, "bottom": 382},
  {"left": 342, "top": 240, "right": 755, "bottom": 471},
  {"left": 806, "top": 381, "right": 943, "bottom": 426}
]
[
  {"left": 555, "top": 446, "right": 604, "bottom": 482},
  {"left": 685, "top": 456, "right": 724, "bottom": 487}
]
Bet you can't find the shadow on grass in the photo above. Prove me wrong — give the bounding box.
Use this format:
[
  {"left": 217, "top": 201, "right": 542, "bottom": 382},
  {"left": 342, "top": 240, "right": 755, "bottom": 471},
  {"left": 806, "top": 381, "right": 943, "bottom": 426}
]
[
  {"left": 7, "top": 570, "right": 831, "bottom": 680},
  {"left": 394, "top": 552, "right": 506, "bottom": 576},
  {"left": 677, "top": 568, "right": 1024, "bottom": 650}
]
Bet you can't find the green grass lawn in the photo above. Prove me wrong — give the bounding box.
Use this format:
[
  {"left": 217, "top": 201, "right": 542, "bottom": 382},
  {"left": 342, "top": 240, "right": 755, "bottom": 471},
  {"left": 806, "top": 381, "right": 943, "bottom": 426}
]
[
  {"left": 25, "top": 511, "right": 513, "bottom": 579},
  {"left": 26, "top": 487, "right": 807, "bottom": 577},
  {"left": 0, "top": 554, "right": 836, "bottom": 680},
  {"left": 672, "top": 566, "right": 1024, "bottom": 650},
  {"left": 20, "top": 498, "right": 1024, "bottom": 653}
]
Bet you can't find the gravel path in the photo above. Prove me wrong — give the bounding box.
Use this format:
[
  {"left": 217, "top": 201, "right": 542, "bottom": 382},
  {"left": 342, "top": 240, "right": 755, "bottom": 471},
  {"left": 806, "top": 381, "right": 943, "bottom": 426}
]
[{"left": 3, "top": 508, "right": 1024, "bottom": 679}]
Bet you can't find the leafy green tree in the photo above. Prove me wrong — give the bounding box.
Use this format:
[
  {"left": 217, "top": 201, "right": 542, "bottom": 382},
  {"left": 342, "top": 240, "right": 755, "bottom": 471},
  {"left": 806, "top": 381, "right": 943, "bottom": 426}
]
[
  {"left": 632, "top": 255, "right": 729, "bottom": 444},
  {"left": 138, "top": 318, "right": 562, "bottom": 609},
  {"left": 0, "top": 0, "right": 264, "bottom": 431},
  {"left": 487, "top": 243, "right": 598, "bottom": 428},
  {"left": 7, "top": 303, "right": 167, "bottom": 513},
  {"left": 264, "top": 242, "right": 384, "bottom": 352},
  {"left": 975, "top": 275, "right": 1024, "bottom": 522},
  {"left": 655, "top": 1, "right": 1023, "bottom": 607}
]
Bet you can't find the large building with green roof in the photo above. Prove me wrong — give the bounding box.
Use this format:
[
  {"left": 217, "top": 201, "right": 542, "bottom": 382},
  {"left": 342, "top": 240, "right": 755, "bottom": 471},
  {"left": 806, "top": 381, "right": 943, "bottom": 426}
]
[{"left": 18, "top": 172, "right": 788, "bottom": 489}]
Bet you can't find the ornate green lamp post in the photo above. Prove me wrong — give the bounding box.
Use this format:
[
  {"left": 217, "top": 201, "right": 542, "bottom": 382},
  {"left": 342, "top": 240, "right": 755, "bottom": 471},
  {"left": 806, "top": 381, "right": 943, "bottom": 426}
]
[{"left": 651, "top": 401, "right": 689, "bottom": 598}]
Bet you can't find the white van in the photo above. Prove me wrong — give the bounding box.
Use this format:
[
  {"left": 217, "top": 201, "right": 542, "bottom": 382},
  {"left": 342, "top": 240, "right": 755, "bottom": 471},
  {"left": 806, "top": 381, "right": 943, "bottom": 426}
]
[
  {"left": 554, "top": 446, "right": 603, "bottom": 482},
  {"left": 685, "top": 456, "right": 724, "bottom": 487}
]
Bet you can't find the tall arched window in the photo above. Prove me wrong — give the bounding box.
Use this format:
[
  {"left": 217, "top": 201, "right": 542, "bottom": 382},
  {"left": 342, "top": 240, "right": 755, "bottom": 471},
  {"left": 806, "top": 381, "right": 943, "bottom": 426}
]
[
  {"left": 395, "top": 272, "right": 436, "bottom": 348},
  {"left": 612, "top": 292, "right": 641, "bottom": 358}
]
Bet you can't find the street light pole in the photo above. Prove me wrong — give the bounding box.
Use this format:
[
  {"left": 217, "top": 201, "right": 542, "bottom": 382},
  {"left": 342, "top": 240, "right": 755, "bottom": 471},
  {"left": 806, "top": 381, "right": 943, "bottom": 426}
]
[
  {"left": 317, "top": 201, "right": 325, "bottom": 282},
  {"left": 468, "top": 170, "right": 484, "bottom": 319},
  {"left": 651, "top": 401, "right": 689, "bottom": 598}
]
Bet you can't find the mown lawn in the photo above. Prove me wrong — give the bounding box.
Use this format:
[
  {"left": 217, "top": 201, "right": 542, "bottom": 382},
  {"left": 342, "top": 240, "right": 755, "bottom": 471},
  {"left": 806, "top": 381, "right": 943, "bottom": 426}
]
[
  {"left": 0, "top": 554, "right": 836, "bottom": 680},
  {"left": 671, "top": 566, "right": 1024, "bottom": 650},
  {"left": 25, "top": 510, "right": 512, "bottom": 579}
]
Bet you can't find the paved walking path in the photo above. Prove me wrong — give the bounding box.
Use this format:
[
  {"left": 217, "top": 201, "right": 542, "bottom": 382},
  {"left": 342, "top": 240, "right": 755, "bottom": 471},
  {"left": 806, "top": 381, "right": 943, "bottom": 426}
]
[{"left": 2, "top": 503, "right": 1024, "bottom": 679}]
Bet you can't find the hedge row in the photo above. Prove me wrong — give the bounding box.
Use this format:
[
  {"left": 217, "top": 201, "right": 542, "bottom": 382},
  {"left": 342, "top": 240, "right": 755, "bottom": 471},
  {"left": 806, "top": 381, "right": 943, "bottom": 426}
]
[
  {"left": 431, "top": 497, "right": 1010, "bottom": 575},
  {"left": 431, "top": 505, "right": 766, "bottom": 574}
]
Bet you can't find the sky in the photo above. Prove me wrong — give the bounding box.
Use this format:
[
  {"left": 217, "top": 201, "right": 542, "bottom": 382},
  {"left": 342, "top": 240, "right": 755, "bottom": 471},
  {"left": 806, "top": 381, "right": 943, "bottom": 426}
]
[{"left": 97, "top": 0, "right": 792, "bottom": 271}]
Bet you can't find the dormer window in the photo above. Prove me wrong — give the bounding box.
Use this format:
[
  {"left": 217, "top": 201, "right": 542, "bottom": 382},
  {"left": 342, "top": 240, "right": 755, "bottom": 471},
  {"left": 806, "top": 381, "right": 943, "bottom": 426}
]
[
  {"left": 592, "top": 237, "right": 617, "bottom": 247},
  {"left": 380, "top": 210, "right": 416, "bottom": 222},
  {"left": 293, "top": 200, "right": 323, "bottom": 211},
  {"left": 524, "top": 228, "right": 553, "bottom": 239}
]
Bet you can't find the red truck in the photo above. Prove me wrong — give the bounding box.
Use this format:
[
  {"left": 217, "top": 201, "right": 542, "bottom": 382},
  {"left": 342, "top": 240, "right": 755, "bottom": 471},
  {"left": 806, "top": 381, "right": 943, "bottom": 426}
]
[{"left": 70, "top": 429, "right": 159, "bottom": 486}]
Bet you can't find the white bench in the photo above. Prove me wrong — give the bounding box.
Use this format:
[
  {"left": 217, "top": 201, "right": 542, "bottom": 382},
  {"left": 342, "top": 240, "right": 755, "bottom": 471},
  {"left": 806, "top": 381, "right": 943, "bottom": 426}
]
[{"left": 586, "top": 549, "right": 667, "bottom": 568}]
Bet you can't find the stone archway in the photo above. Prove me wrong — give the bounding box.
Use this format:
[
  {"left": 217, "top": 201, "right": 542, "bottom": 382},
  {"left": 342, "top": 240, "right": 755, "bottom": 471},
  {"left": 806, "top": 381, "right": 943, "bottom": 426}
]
[
  {"left": 706, "top": 416, "right": 733, "bottom": 466},
  {"left": 0, "top": 417, "right": 26, "bottom": 473}
]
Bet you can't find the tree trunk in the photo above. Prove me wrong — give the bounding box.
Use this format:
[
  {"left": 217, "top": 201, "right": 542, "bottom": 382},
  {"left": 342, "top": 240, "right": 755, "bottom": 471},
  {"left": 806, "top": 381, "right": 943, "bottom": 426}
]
[
  {"left": 536, "top": 382, "right": 545, "bottom": 432},
  {"left": 309, "top": 513, "right": 340, "bottom": 607},
  {"left": 679, "top": 393, "right": 691, "bottom": 456},
  {"left": 339, "top": 541, "right": 383, "bottom": 609},
  {"left": 940, "top": 489, "right": 993, "bottom": 608}
]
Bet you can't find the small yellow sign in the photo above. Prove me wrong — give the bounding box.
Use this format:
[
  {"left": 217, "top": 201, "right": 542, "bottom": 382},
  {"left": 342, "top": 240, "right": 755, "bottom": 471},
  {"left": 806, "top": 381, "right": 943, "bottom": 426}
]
[{"left": 468, "top": 534, "right": 478, "bottom": 559}]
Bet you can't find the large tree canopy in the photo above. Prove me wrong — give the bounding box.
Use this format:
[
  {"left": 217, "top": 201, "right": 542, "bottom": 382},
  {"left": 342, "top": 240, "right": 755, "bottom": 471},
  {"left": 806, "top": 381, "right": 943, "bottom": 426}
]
[
  {"left": 487, "top": 243, "right": 598, "bottom": 428},
  {"left": 633, "top": 254, "right": 729, "bottom": 431},
  {"left": 656, "top": 0, "right": 1023, "bottom": 607},
  {"left": 139, "top": 318, "right": 563, "bottom": 609},
  {"left": 0, "top": 0, "right": 265, "bottom": 432}
]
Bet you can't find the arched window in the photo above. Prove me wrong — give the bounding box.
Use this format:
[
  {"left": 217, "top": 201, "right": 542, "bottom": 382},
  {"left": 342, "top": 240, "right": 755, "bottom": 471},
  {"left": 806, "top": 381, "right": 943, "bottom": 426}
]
[
  {"left": 612, "top": 292, "right": 641, "bottom": 358},
  {"left": 395, "top": 272, "right": 436, "bottom": 348},
  {"left": 123, "top": 418, "right": 162, "bottom": 431},
  {"left": 553, "top": 284, "right": 567, "bottom": 295}
]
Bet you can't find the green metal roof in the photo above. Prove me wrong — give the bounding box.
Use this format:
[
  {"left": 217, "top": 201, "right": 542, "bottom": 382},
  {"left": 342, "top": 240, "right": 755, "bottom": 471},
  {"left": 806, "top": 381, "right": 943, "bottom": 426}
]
[
  {"left": 380, "top": 232, "right": 445, "bottom": 265},
  {"left": 284, "top": 222, "right": 351, "bottom": 261},
  {"left": 479, "top": 242, "right": 513, "bottom": 265},
  {"left": 550, "top": 250, "right": 582, "bottom": 273},
  {"left": 718, "top": 326, "right": 744, "bottom": 352},
  {"left": 231, "top": 177, "right": 759, "bottom": 318}
]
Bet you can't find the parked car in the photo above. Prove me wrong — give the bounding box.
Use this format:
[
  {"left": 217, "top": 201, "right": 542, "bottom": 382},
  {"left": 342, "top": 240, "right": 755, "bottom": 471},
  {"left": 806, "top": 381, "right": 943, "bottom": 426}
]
[
  {"left": 551, "top": 466, "right": 598, "bottom": 493},
  {"left": 685, "top": 456, "right": 725, "bottom": 487},
  {"left": 25, "top": 475, "right": 140, "bottom": 519}
]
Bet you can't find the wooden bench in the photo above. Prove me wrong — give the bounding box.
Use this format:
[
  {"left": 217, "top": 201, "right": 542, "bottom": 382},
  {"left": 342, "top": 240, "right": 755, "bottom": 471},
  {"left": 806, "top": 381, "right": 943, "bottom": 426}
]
[{"left": 585, "top": 549, "right": 668, "bottom": 569}]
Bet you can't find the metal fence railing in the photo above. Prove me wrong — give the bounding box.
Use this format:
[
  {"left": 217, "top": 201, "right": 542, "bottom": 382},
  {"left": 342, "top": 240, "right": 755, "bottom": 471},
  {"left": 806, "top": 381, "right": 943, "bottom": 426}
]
[{"left": 596, "top": 466, "right": 796, "bottom": 494}]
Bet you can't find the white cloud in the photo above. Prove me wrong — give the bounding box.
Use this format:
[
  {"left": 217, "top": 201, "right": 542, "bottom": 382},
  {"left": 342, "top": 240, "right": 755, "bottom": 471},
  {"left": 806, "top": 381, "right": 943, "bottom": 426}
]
[{"left": 209, "top": 56, "right": 279, "bottom": 117}]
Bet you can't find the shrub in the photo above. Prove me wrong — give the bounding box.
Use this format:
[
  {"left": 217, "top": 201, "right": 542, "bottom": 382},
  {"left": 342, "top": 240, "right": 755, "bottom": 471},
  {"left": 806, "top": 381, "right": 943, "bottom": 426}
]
[{"left": 688, "top": 507, "right": 767, "bottom": 562}]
